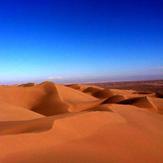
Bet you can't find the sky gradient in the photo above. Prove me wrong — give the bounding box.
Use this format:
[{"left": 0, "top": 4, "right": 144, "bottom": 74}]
[{"left": 0, "top": 0, "right": 163, "bottom": 84}]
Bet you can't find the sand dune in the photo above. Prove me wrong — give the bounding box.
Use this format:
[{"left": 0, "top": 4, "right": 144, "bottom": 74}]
[
  {"left": 31, "top": 82, "right": 69, "bottom": 116},
  {"left": 102, "top": 95, "right": 125, "bottom": 104},
  {"left": 0, "top": 85, "right": 46, "bottom": 109},
  {"left": 56, "top": 84, "right": 98, "bottom": 103},
  {"left": 118, "top": 96, "right": 155, "bottom": 109},
  {"left": 0, "top": 101, "right": 43, "bottom": 121},
  {"left": 56, "top": 84, "right": 100, "bottom": 112},
  {"left": 67, "top": 84, "right": 81, "bottom": 90},
  {"left": 0, "top": 116, "right": 53, "bottom": 135},
  {"left": 19, "top": 83, "right": 35, "bottom": 87},
  {"left": 0, "top": 81, "right": 163, "bottom": 163},
  {"left": 83, "top": 86, "right": 113, "bottom": 99},
  {"left": 83, "top": 86, "right": 102, "bottom": 94}
]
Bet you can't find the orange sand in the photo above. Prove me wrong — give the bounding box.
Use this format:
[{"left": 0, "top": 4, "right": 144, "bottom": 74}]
[{"left": 0, "top": 81, "right": 163, "bottom": 163}]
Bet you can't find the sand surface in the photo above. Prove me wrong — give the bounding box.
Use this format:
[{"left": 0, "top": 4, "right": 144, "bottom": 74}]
[{"left": 0, "top": 81, "right": 163, "bottom": 163}]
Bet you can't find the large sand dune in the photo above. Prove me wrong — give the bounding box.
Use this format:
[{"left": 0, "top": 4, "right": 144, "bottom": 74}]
[{"left": 0, "top": 82, "right": 163, "bottom": 163}]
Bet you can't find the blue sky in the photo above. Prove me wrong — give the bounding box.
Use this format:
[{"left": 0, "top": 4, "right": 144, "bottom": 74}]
[{"left": 0, "top": 0, "right": 163, "bottom": 84}]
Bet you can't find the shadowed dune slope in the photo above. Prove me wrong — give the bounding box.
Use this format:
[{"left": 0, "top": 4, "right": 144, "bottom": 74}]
[
  {"left": 133, "top": 91, "right": 153, "bottom": 95},
  {"left": 83, "top": 87, "right": 113, "bottom": 99},
  {"left": 0, "top": 117, "right": 54, "bottom": 135},
  {"left": 92, "top": 89, "right": 113, "bottom": 99},
  {"left": 66, "top": 84, "right": 97, "bottom": 92},
  {"left": 18, "top": 83, "right": 35, "bottom": 87},
  {"left": 155, "top": 91, "right": 163, "bottom": 98},
  {"left": 66, "top": 84, "right": 81, "bottom": 90},
  {"left": 31, "top": 82, "right": 69, "bottom": 116},
  {"left": 102, "top": 95, "right": 125, "bottom": 104},
  {"left": 83, "top": 86, "right": 102, "bottom": 94},
  {"left": 118, "top": 96, "right": 154, "bottom": 109}
]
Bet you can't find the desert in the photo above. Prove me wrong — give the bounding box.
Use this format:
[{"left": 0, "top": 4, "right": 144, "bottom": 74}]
[
  {"left": 0, "top": 0, "right": 163, "bottom": 162},
  {"left": 0, "top": 80, "right": 163, "bottom": 163}
]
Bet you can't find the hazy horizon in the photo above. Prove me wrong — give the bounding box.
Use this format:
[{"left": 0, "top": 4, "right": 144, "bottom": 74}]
[{"left": 0, "top": 0, "right": 163, "bottom": 84}]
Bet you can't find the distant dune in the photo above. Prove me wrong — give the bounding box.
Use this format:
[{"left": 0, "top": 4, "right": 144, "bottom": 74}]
[{"left": 0, "top": 81, "right": 163, "bottom": 163}]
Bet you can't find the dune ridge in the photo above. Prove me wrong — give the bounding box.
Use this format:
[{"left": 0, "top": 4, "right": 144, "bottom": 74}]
[{"left": 31, "top": 82, "right": 69, "bottom": 116}]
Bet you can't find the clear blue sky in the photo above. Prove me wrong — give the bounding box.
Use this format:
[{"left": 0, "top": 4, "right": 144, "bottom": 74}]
[{"left": 0, "top": 0, "right": 163, "bottom": 83}]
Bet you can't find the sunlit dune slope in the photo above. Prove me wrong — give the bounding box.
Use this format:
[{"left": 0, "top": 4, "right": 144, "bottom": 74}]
[{"left": 0, "top": 101, "right": 43, "bottom": 121}]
